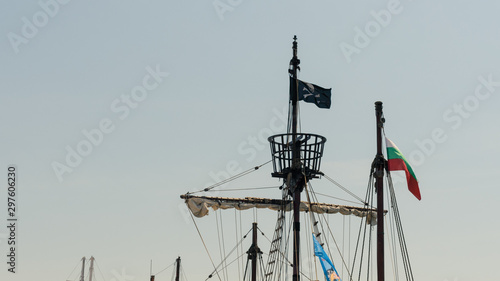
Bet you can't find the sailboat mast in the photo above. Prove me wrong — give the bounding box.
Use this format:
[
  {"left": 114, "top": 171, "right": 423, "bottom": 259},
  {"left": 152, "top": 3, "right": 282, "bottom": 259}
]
[
  {"left": 251, "top": 222, "right": 259, "bottom": 281},
  {"left": 175, "top": 256, "right": 181, "bottom": 281},
  {"left": 150, "top": 260, "right": 155, "bottom": 281},
  {"left": 375, "top": 101, "right": 385, "bottom": 281},
  {"left": 291, "top": 38, "right": 299, "bottom": 137},
  {"left": 79, "top": 256, "right": 86, "bottom": 281},
  {"left": 290, "top": 35, "right": 302, "bottom": 281},
  {"left": 89, "top": 256, "right": 95, "bottom": 281}
]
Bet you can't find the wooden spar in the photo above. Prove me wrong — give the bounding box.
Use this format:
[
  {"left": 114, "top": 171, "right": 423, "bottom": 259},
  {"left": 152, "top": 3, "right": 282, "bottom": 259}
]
[
  {"left": 248, "top": 222, "right": 262, "bottom": 281},
  {"left": 175, "top": 256, "right": 181, "bottom": 281},
  {"left": 150, "top": 260, "right": 154, "bottom": 281},
  {"left": 79, "top": 257, "right": 86, "bottom": 281},
  {"left": 89, "top": 256, "right": 95, "bottom": 281},
  {"left": 180, "top": 194, "right": 380, "bottom": 216},
  {"left": 375, "top": 101, "right": 385, "bottom": 281}
]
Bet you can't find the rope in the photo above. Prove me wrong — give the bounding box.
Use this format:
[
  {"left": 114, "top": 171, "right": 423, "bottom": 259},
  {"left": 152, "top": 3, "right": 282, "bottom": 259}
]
[
  {"left": 171, "top": 263, "right": 176, "bottom": 281},
  {"left": 279, "top": 214, "right": 294, "bottom": 281},
  {"left": 387, "top": 174, "right": 415, "bottom": 281},
  {"left": 313, "top": 193, "right": 354, "bottom": 281},
  {"left": 65, "top": 258, "right": 81, "bottom": 281},
  {"left": 259, "top": 253, "right": 266, "bottom": 281},
  {"left": 240, "top": 210, "right": 244, "bottom": 277},
  {"left": 206, "top": 227, "right": 253, "bottom": 279},
  {"left": 356, "top": 197, "right": 370, "bottom": 281},
  {"left": 189, "top": 161, "right": 272, "bottom": 194},
  {"left": 348, "top": 215, "right": 351, "bottom": 280},
  {"left": 256, "top": 226, "right": 272, "bottom": 244},
  {"left": 312, "top": 191, "right": 365, "bottom": 206},
  {"left": 342, "top": 215, "right": 345, "bottom": 278},
  {"left": 153, "top": 261, "right": 176, "bottom": 276},
  {"left": 305, "top": 178, "right": 353, "bottom": 281},
  {"left": 182, "top": 264, "right": 189, "bottom": 281},
  {"left": 242, "top": 257, "right": 249, "bottom": 281},
  {"left": 94, "top": 259, "right": 107, "bottom": 281},
  {"left": 215, "top": 211, "right": 225, "bottom": 281},
  {"left": 234, "top": 209, "right": 241, "bottom": 280},
  {"left": 321, "top": 173, "right": 367, "bottom": 204},
  {"left": 349, "top": 169, "right": 375, "bottom": 281},
  {"left": 303, "top": 212, "right": 312, "bottom": 278},
  {"left": 219, "top": 211, "right": 229, "bottom": 280},
  {"left": 366, "top": 210, "right": 373, "bottom": 281},
  {"left": 302, "top": 178, "right": 320, "bottom": 280},
  {"left": 385, "top": 190, "right": 399, "bottom": 281},
  {"left": 210, "top": 252, "right": 247, "bottom": 281},
  {"left": 367, "top": 170, "right": 376, "bottom": 281},
  {"left": 189, "top": 211, "right": 223, "bottom": 281}
]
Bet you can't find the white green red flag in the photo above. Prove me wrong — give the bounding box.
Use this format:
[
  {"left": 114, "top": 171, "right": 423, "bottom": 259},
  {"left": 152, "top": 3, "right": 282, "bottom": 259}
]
[{"left": 385, "top": 137, "right": 421, "bottom": 200}]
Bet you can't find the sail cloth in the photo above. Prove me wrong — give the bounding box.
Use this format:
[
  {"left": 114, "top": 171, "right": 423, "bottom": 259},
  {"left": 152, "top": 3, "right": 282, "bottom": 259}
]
[
  {"left": 313, "top": 235, "right": 341, "bottom": 281},
  {"left": 290, "top": 77, "right": 332, "bottom": 109},
  {"left": 385, "top": 137, "right": 421, "bottom": 200},
  {"left": 181, "top": 195, "right": 378, "bottom": 225}
]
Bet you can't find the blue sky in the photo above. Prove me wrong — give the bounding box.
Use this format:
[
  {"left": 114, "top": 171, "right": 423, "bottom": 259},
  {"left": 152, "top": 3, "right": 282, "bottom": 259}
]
[{"left": 1, "top": 1, "right": 499, "bottom": 280}]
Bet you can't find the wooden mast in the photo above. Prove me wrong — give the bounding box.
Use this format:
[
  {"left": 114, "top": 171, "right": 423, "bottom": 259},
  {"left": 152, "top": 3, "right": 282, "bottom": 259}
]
[
  {"left": 375, "top": 101, "right": 385, "bottom": 281},
  {"left": 248, "top": 222, "right": 261, "bottom": 281},
  {"left": 150, "top": 260, "right": 155, "bottom": 281},
  {"left": 89, "top": 256, "right": 95, "bottom": 281},
  {"left": 79, "top": 256, "right": 86, "bottom": 281},
  {"left": 175, "top": 256, "right": 181, "bottom": 281},
  {"left": 289, "top": 35, "right": 303, "bottom": 281}
]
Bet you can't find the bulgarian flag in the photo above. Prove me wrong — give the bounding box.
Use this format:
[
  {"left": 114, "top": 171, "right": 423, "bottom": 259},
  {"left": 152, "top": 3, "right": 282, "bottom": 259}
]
[{"left": 385, "top": 137, "right": 421, "bottom": 200}]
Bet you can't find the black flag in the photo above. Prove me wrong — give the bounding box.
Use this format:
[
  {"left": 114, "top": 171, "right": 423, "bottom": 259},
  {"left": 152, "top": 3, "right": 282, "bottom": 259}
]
[{"left": 290, "top": 77, "right": 332, "bottom": 109}]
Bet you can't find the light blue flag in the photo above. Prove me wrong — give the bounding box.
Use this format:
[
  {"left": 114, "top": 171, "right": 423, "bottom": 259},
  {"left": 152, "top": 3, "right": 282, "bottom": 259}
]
[{"left": 312, "top": 235, "right": 341, "bottom": 281}]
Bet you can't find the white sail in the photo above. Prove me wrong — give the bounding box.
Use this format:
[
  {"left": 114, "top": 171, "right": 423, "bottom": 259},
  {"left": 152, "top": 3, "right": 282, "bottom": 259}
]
[{"left": 182, "top": 195, "right": 378, "bottom": 225}]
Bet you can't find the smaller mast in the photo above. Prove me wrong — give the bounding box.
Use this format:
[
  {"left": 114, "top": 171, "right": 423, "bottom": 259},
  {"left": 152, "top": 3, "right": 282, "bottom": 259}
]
[
  {"left": 150, "top": 260, "right": 155, "bottom": 281},
  {"left": 175, "top": 256, "right": 181, "bottom": 281},
  {"left": 79, "top": 257, "right": 86, "bottom": 281},
  {"left": 246, "top": 222, "right": 262, "bottom": 281},
  {"left": 89, "top": 256, "right": 95, "bottom": 281}
]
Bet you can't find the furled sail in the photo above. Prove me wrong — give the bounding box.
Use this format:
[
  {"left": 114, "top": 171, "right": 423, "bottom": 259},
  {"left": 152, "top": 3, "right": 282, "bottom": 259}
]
[{"left": 180, "top": 195, "right": 379, "bottom": 225}]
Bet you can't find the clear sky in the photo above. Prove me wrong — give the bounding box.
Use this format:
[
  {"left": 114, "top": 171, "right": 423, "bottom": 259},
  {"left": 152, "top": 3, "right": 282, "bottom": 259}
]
[{"left": 1, "top": 1, "right": 499, "bottom": 280}]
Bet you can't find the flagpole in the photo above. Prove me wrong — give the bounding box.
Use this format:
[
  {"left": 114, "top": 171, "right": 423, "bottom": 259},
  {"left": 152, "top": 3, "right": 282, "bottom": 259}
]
[
  {"left": 375, "top": 101, "right": 385, "bottom": 281},
  {"left": 290, "top": 35, "right": 302, "bottom": 281}
]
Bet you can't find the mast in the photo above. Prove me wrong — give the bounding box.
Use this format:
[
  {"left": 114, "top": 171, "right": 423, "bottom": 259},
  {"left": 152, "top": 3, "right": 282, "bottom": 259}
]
[
  {"left": 79, "top": 256, "right": 86, "bottom": 281},
  {"left": 150, "top": 260, "right": 155, "bottom": 281},
  {"left": 266, "top": 36, "right": 326, "bottom": 281},
  {"left": 246, "top": 222, "right": 261, "bottom": 281},
  {"left": 374, "top": 101, "right": 385, "bottom": 281},
  {"left": 289, "top": 35, "right": 302, "bottom": 281},
  {"left": 89, "top": 256, "right": 95, "bottom": 281},
  {"left": 175, "top": 256, "right": 181, "bottom": 281}
]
